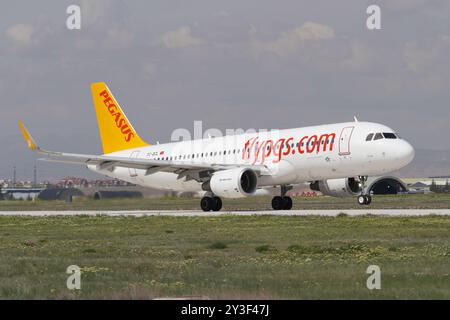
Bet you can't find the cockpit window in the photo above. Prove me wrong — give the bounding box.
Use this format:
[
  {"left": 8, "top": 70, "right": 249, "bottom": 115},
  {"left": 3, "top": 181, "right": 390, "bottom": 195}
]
[
  {"left": 383, "top": 132, "right": 397, "bottom": 139},
  {"left": 373, "top": 133, "right": 383, "bottom": 140},
  {"left": 366, "top": 133, "right": 374, "bottom": 141}
]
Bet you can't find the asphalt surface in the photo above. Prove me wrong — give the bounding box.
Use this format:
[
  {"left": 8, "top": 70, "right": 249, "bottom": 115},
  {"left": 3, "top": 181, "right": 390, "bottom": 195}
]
[{"left": 0, "top": 209, "right": 449, "bottom": 217}]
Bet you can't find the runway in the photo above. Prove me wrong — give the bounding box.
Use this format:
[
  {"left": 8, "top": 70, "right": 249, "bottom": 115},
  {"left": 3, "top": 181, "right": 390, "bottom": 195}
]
[{"left": 0, "top": 209, "right": 449, "bottom": 217}]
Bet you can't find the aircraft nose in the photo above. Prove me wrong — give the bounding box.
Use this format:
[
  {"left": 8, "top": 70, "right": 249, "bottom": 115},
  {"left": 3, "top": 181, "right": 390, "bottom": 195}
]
[{"left": 398, "top": 140, "right": 415, "bottom": 165}]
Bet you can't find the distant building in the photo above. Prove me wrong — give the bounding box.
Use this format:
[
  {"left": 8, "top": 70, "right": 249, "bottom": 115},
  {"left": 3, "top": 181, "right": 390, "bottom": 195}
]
[
  {"left": 38, "top": 188, "right": 84, "bottom": 201},
  {"left": 408, "top": 182, "right": 429, "bottom": 193},
  {"left": 0, "top": 188, "right": 45, "bottom": 200},
  {"left": 404, "top": 178, "right": 449, "bottom": 193},
  {"left": 55, "top": 177, "right": 134, "bottom": 188}
]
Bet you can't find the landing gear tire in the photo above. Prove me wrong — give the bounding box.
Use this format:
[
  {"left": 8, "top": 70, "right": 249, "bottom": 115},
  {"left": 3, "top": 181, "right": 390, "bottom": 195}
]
[
  {"left": 201, "top": 196, "right": 222, "bottom": 212},
  {"left": 358, "top": 195, "right": 372, "bottom": 205},
  {"left": 282, "top": 196, "right": 293, "bottom": 210},
  {"left": 272, "top": 196, "right": 293, "bottom": 210},
  {"left": 200, "top": 197, "right": 212, "bottom": 211},
  {"left": 201, "top": 197, "right": 212, "bottom": 211},
  {"left": 357, "top": 176, "right": 372, "bottom": 206},
  {"left": 272, "top": 196, "right": 283, "bottom": 210},
  {"left": 358, "top": 195, "right": 366, "bottom": 205},
  {"left": 212, "top": 197, "right": 222, "bottom": 212}
]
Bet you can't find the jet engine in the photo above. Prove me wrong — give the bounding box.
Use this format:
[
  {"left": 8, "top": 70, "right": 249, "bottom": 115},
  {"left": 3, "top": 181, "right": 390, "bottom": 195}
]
[
  {"left": 202, "top": 168, "right": 258, "bottom": 198},
  {"left": 310, "top": 178, "right": 361, "bottom": 197}
]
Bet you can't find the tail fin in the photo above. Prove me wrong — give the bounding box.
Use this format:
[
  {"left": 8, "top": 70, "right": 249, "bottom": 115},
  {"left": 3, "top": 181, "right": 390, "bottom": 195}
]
[
  {"left": 18, "top": 120, "right": 39, "bottom": 151},
  {"left": 91, "top": 82, "right": 149, "bottom": 154}
]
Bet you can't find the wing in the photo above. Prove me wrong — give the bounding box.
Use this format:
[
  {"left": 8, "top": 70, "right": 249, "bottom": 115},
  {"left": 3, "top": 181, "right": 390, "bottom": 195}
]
[{"left": 18, "top": 121, "right": 270, "bottom": 177}]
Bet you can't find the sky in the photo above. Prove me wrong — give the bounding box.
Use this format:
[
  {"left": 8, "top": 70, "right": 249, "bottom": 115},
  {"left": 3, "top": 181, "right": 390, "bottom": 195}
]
[{"left": 1, "top": 0, "right": 449, "bottom": 180}]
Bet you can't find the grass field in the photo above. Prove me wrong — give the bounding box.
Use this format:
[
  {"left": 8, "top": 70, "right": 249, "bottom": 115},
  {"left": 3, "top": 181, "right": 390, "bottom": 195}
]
[
  {"left": 1, "top": 193, "right": 450, "bottom": 211},
  {"left": 0, "top": 213, "right": 449, "bottom": 299}
]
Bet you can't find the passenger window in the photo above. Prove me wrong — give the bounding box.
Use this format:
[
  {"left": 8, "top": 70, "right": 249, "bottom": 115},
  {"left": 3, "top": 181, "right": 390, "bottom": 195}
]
[
  {"left": 383, "top": 132, "right": 397, "bottom": 139},
  {"left": 374, "top": 133, "right": 383, "bottom": 140},
  {"left": 366, "top": 133, "right": 374, "bottom": 141}
]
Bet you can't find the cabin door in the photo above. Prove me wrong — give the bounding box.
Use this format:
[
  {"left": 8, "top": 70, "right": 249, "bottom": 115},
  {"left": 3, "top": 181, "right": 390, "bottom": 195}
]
[
  {"left": 338, "top": 126, "right": 354, "bottom": 156},
  {"left": 129, "top": 151, "right": 140, "bottom": 177}
]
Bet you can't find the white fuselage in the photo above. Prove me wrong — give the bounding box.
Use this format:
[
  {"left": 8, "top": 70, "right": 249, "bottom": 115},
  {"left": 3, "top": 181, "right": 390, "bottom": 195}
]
[{"left": 88, "top": 121, "right": 414, "bottom": 195}]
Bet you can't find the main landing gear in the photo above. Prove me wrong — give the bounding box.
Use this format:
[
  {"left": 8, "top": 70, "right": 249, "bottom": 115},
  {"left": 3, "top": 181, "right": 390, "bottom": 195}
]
[
  {"left": 200, "top": 195, "right": 222, "bottom": 212},
  {"left": 271, "top": 185, "right": 293, "bottom": 210},
  {"left": 357, "top": 176, "right": 372, "bottom": 205}
]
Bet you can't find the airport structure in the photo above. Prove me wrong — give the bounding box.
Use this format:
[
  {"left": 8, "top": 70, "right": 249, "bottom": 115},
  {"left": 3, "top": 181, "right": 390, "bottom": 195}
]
[{"left": 0, "top": 188, "right": 44, "bottom": 201}]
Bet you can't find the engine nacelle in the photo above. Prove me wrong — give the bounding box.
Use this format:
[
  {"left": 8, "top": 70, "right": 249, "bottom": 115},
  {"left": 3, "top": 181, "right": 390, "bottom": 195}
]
[
  {"left": 310, "top": 178, "right": 360, "bottom": 197},
  {"left": 203, "top": 168, "right": 258, "bottom": 198}
]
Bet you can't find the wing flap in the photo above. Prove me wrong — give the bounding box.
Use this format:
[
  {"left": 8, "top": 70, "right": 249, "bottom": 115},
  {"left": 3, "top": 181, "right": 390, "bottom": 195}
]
[{"left": 38, "top": 151, "right": 269, "bottom": 174}]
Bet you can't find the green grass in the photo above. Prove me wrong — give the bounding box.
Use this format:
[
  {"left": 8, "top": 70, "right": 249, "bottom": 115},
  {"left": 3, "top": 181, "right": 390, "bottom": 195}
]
[
  {"left": 1, "top": 193, "right": 450, "bottom": 211},
  {"left": 0, "top": 215, "right": 449, "bottom": 299}
]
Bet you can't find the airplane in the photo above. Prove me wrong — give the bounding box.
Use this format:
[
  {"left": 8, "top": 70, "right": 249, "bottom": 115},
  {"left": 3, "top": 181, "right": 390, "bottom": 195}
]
[{"left": 19, "top": 82, "right": 415, "bottom": 211}]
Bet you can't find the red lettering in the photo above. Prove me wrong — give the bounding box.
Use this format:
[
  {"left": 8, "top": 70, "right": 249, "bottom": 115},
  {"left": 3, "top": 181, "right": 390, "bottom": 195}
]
[
  {"left": 298, "top": 136, "right": 308, "bottom": 154},
  {"left": 243, "top": 137, "right": 257, "bottom": 160},
  {"left": 125, "top": 132, "right": 134, "bottom": 142},
  {"left": 99, "top": 90, "right": 109, "bottom": 99},
  {"left": 272, "top": 138, "right": 285, "bottom": 163},
  {"left": 120, "top": 124, "right": 131, "bottom": 134},
  {"left": 102, "top": 93, "right": 134, "bottom": 143},
  {"left": 317, "top": 133, "right": 335, "bottom": 152},
  {"left": 261, "top": 140, "right": 273, "bottom": 164},
  {"left": 107, "top": 104, "right": 117, "bottom": 114},
  {"left": 283, "top": 137, "right": 293, "bottom": 156},
  {"left": 306, "top": 135, "right": 317, "bottom": 153},
  {"left": 253, "top": 141, "right": 265, "bottom": 165},
  {"left": 112, "top": 114, "right": 122, "bottom": 127},
  {"left": 243, "top": 132, "right": 336, "bottom": 162}
]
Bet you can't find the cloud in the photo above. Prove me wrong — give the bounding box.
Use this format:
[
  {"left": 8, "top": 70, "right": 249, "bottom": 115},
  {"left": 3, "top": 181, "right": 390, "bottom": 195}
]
[
  {"left": 142, "top": 63, "right": 157, "bottom": 80},
  {"left": 5, "top": 24, "right": 34, "bottom": 47},
  {"left": 80, "top": 0, "right": 111, "bottom": 26},
  {"left": 252, "top": 22, "right": 335, "bottom": 57},
  {"left": 379, "top": 0, "right": 430, "bottom": 12},
  {"left": 403, "top": 35, "right": 450, "bottom": 73},
  {"left": 161, "top": 26, "right": 204, "bottom": 49},
  {"left": 105, "top": 28, "right": 135, "bottom": 48},
  {"left": 339, "top": 43, "right": 378, "bottom": 72}
]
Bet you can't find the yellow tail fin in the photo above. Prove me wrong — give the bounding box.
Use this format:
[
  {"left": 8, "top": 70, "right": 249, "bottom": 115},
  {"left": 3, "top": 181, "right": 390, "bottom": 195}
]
[
  {"left": 91, "top": 82, "right": 149, "bottom": 154},
  {"left": 18, "top": 120, "right": 38, "bottom": 151}
]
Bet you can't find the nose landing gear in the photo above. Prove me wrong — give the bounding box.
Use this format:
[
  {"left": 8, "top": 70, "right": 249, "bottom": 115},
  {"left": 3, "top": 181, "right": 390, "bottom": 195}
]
[
  {"left": 357, "top": 176, "right": 372, "bottom": 205},
  {"left": 357, "top": 194, "right": 372, "bottom": 205}
]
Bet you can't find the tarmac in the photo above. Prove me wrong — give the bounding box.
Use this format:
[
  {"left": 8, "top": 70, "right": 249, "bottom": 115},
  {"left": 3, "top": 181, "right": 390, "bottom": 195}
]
[{"left": 0, "top": 209, "right": 449, "bottom": 217}]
